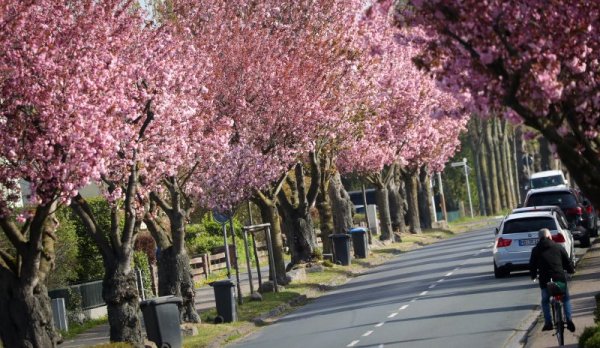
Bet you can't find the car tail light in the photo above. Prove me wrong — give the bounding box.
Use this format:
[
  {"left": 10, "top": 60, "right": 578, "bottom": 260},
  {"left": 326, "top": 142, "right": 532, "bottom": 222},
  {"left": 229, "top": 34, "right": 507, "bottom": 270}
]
[
  {"left": 586, "top": 205, "right": 594, "bottom": 214},
  {"left": 496, "top": 237, "right": 512, "bottom": 248},
  {"left": 566, "top": 207, "right": 582, "bottom": 216},
  {"left": 552, "top": 233, "right": 566, "bottom": 243}
]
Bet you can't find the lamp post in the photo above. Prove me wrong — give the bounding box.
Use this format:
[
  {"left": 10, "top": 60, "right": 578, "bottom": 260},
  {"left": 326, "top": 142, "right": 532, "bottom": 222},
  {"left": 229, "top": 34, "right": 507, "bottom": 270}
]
[{"left": 450, "top": 158, "right": 474, "bottom": 218}]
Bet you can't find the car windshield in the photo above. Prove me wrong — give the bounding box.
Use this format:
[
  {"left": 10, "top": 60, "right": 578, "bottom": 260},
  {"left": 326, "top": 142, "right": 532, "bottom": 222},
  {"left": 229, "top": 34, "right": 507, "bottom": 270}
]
[
  {"left": 502, "top": 217, "right": 557, "bottom": 234},
  {"left": 526, "top": 192, "right": 577, "bottom": 208},
  {"left": 530, "top": 175, "right": 565, "bottom": 189}
]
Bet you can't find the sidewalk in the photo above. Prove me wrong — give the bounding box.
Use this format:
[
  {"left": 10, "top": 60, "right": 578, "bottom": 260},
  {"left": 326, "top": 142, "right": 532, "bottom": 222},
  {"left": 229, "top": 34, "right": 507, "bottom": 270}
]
[{"left": 524, "top": 239, "right": 600, "bottom": 348}]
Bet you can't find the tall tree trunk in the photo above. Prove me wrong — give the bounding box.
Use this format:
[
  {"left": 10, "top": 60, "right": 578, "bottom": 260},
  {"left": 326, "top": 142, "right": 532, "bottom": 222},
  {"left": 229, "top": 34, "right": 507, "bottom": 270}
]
[
  {"left": 315, "top": 154, "right": 335, "bottom": 254},
  {"left": 329, "top": 171, "right": 354, "bottom": 236},
  {"left": 0, "top": 203, "right": 60, "bottom": 348},
  {"left": 515, "top": 126, "right": 529, "bottom": 203},
  {"left": 468, "top": 118, "right": 486, "bottom": 216},
  {"left": 479, "top": 138, "right": 492, "bottom": 215},
  {"left": 145, "top": 178, "right": 200, "bottom": 323},
  {"left": 485, "top": 120, "right": 502, "bottom": 214},
  {"left": 403, "top": 169, "right": 422, "bottom": 234},
  {"left": 493, "top": 119, "right": 509, "bottom": 210},
  {"left": 374, "top": 183, "right": 394, "bottom": 241},
  {"left": 254, "top": 193, "right": 288, "bottom": 285},
  {"left": 417, "top": 167, "right": 434, "bottom": 229},
  {"left": 388, "top": 174, "right": 407, "bottom": 233},
  {"left": 539, "top": 137, "right": 552, "bottom": 171},
  {"left": 501, "top": 122, "right": 516, "bottom": 208},
  {"left": 103, "top": 260, "right": 143, "bottom": 346},
  {"left": 277, "top": 155, "right": 320, "bottom": 267}
]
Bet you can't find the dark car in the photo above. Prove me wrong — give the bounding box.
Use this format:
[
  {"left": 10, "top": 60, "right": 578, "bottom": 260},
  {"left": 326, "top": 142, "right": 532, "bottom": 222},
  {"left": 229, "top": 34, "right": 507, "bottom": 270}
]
[{"left": 523, "top": 187, "right": 597, "bottom": 247}]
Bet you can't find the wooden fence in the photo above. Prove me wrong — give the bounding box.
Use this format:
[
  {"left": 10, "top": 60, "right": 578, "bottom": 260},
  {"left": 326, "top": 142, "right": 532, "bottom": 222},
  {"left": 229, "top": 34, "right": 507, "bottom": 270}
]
[{"left": 189, "top": 242, "right": 269, "bottom": 283}]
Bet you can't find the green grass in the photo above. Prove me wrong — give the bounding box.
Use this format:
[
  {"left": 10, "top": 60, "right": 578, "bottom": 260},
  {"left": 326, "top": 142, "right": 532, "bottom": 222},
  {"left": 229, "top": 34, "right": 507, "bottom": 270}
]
[{"left": 61, "top": 316, "right": 108, "bottom": 340}]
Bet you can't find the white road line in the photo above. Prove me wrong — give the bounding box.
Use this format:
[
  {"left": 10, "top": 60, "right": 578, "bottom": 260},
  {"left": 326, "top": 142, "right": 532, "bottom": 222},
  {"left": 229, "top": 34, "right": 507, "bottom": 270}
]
[
  {"left": 410, "top": 298, "right": 417, "bottom": 303},
  {"left": 481, "top": 248, "right": 488, "bottom": 252},
  {"left": 388, "top": 312, "right": 398, "bottom": 318},
  {"left": 363, "top": 330, "right": 374, "bottom": 337},
  {"left": 419, "top": 291, "right": 428, "bottom": 296},
  {"left": 437, "top": 279, "right": 444, "bottom": 283},
  {"left": 375, "top": 322, "right": 385, "bottom": 327},
  {"left": 445, "top": 272, "right": 453, "bottom": 276},
  {"left": 378, "top": 345, "right": 384, "bottom": 348},
  {"left": 454, "top": 267, "right": 460, "bottom": 271},
  {"left": 347, "top": 340, "right": 360, "bottom": 347},
  {"left": 429, "top": 284, "right": 436, "bottom": 289},
  {"left": 399, "top": 304, "right": 409, "bottom": 310}
]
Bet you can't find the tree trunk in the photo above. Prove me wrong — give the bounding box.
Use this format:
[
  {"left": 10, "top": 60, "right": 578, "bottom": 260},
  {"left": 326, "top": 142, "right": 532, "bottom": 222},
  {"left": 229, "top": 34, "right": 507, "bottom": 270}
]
[
  {"left": 0, "top": 277, "right": 57, "bottom": 348},
  {"left": 388, "top": 176, "right": 407, "bottom": 233},
  {"left": 417, "top": 167, "right": 433, "bottom": 229},
  {"left": 103, "top": 262, "right": 143, "bottom": 347},
  {"left": 278, "top": 203, "right": 318, "bottom": 266},
  {"left": 485, "top": 120, "right": 502, "bottom": 214},
  {"left": 0, "top": 203, "right": 60, "bottom": 348},
  {"left": 156, "top": 247, "right": 198, "bottom": 322},
  {"left": 515, "top": 126, "right": 529, "bottom": 203},
  {"left": 329, "top": 171, "right": 354, "bottom": 236},
  {"left": 493, "top": 119, "right": 509, "bottom": 210},
  {"left": 539, "top": 137, "right": 552, "bottom": 171},
  {"left": 479, "top": 130, "right": 492, "bottom": 215},
  {"left": 501, "top": 122, "right": 516, "bottom": 208},
  {"left": 374, "top": 184, "right": 394, "bottom": 241},
  {"left": 403, "top": 170, "right": 422, "bottom": 234},
  {"left": 255, "top": 195, "right": 288, "bottom": 284},
  {"left": 316, "top": 156, "right": 335, "bottom": 254}
]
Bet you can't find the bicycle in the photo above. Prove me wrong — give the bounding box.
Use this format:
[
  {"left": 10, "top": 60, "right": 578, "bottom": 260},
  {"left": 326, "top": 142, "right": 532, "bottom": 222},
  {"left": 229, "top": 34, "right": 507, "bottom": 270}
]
[{"left": 547, "top": 280, "right": 568, "bottom": 346}]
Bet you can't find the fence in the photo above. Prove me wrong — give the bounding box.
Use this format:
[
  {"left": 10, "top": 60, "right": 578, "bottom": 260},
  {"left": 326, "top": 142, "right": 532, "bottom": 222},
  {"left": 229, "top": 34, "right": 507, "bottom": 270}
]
[
  {"left": 189, "top": 242, "right": 269, "bottom": 283},
  {"left": 48, "top": 280, "right": 104, "bottom": 310}
]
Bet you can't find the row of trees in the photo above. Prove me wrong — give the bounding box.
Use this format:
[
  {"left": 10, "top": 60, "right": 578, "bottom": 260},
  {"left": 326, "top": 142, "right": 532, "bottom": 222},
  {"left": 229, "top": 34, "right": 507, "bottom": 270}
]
[{"left": 0, "top": 1, "right": 469, "bottom": 347}]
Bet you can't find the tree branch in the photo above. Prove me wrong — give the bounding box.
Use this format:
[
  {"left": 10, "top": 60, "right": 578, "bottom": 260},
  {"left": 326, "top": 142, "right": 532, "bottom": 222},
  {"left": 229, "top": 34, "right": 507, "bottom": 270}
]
[
  {"left": 70, "top": 194, "right": 113, "bottom": 259},
  {"left": 0, "top": 248, "right": 17, "bottom": 274},
  {"left": 0, "top": 217, "right": 26, "bottom": 254},
  {"left": 150, "top": 191, "right": 173, "bottom": 214}
]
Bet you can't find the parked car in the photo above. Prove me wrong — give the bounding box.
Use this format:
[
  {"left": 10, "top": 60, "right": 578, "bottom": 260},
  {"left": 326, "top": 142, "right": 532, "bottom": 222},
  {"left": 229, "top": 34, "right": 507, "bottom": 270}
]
[
  {"left": 528, "top": 170, "right": 568, "bottom": 190},
  {"left": 523, "top": 186, "right": 597, "bottom": 246},
  {"left": 493, "top": 210, "right": 575, "bottom": 278}
]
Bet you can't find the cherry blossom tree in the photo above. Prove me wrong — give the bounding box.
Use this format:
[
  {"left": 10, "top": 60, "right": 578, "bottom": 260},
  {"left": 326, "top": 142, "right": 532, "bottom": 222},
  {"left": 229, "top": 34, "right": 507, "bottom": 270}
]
[
  {"left": 337, "top": 3, "right": 467, "bottom": 239},
  {"left": 0, "top": 1, "right": 147, "bottom": 346},
  {"left": 392, "top": 0, "right": 600, "bottom": 207}
]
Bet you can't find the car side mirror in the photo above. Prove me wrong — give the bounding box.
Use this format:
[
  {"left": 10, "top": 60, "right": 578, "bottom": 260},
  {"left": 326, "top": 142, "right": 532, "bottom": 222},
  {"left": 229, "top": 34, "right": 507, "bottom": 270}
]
[{"left": 494, "top": 227, "right": 499, "bottom": 235}]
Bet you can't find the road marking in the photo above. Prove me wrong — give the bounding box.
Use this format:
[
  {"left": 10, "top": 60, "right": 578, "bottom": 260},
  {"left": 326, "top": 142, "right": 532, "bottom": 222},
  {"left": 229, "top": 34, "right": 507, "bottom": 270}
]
[
  {"left": 437, "top": 279, "right": 444, "bottom": 283},
  {"left": 399, "top": 304, "right": 409, "bottom": 310},
  {"left": 454, "top": 267, "right": 460, "bottom": 271},
  {"left": 445, "top": 272, "right": 453, "bottom": 276},
  {"left": 481, "top": 248, "right": 488, "bottom": 252},
  {"left": 375, "top": 322, "right": 385, "bottom": 327},
  {"left": 487, "top": 243, "right": 493, "bottom": 247},
  {"left": 388, "top": 312, "right": 398, "bottom": 318},
  {"left": 347, "top": 340, "right": 360, "bottom": 347},
  {"left": 410, "top": 298, "right": 417, "bottom": 303},
  {"left": 429, "top": 284, "right": 437, "bottom": 289},
  {"left": 378, "top": 345, "right": 384, "bottom": 348},
  {"left": 363, "top": 330, "right": 374, "bottom": 337},
  {"left": 419, "top": 291, "right": 428, "bottom": 296}
]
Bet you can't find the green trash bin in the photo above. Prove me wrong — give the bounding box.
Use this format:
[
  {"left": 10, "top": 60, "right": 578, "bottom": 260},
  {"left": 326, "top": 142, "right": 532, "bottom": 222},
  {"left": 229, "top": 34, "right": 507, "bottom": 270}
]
[
  {"left": 140, "top": 296, "right": 182, "bottom": 348},
  {"left": 210, "top": 279, "right": 237, "bottom": 323},
  {"left": 329, "top": 234, "right": 351, "bottom": 265},
  {"left": 349, "top": 227, "right": 369, "bottom": 258}
]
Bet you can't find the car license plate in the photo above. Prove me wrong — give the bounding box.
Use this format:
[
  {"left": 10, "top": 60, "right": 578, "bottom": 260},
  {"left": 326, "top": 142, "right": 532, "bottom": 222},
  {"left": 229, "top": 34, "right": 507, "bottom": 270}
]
[{"left": 519, "top": 239, "right": 537, "bottom": 246}]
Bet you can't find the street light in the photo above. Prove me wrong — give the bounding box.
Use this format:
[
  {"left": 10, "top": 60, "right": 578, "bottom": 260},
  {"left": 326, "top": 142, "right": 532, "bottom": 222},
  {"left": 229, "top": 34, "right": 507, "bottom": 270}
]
[{"left": 450, "top": 158, "right": 474, "bottom": 218}]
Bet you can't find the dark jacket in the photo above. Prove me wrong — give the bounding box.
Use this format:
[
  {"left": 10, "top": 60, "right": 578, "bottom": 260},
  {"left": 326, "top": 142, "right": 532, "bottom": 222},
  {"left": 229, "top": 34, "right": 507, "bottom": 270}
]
[{"left": 529, "top": 238, "right": 575, "bottom": 289}]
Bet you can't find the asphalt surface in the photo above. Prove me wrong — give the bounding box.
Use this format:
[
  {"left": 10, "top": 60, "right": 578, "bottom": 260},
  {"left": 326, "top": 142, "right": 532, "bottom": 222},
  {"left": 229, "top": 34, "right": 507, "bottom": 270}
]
[{"left": 233, "top": 227, "right": 590, "bottom": 348}]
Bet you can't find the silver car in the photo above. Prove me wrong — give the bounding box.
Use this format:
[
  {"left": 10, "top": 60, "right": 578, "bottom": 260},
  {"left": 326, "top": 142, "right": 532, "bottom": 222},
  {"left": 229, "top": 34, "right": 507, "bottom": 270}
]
[{"left": 493, "top": 210, "right": 574, "bottom": 278}]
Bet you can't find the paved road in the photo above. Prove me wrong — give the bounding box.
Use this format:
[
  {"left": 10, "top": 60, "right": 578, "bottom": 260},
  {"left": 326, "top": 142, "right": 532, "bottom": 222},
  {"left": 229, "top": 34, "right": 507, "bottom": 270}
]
[{"left": 234, "top": 227, "right": 588, "bottom": 348}]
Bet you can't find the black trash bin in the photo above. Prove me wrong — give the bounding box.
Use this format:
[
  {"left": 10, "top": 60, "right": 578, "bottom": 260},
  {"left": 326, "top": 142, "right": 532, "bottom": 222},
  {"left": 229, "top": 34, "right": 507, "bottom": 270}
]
[
  {"left": 349, "top": 227, "right": 369, "bottom": 258},
  {"left": 329, "top": 234, "right": 351, "bottom": 265},
  {"left": 140, "top": 296, "right": 182, "bottom": 348},
  {"left": 210, "top": 279, "right": 237, "bottom": 323}
]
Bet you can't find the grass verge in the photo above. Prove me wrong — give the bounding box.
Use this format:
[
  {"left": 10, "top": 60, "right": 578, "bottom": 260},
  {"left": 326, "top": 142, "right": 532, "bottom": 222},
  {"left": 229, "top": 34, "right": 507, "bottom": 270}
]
[{"left": 61, "top": 316, "right": 108, "bottom": 340}]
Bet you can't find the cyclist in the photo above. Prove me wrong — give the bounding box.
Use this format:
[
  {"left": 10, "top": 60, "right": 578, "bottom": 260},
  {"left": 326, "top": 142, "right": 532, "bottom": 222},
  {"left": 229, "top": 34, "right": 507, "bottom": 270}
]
[{"left": 529, "top": 228, "right": 576, "bottom": 332}]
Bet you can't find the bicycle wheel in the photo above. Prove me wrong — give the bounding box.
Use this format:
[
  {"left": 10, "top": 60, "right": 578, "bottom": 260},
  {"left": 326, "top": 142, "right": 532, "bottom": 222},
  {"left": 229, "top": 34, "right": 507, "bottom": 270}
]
[{"left": 554, "top": 301, "right": 565, "bottom": 346}]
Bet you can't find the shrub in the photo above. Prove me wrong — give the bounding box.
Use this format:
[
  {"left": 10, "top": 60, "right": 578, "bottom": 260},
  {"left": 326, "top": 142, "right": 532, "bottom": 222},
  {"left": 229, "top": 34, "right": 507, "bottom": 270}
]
[
  {"left": 133, "top": 251, "right": 154, "bottom": 298},
  {"left": 585, "top": 329, "right": 600, "bottom": 348},
  {"left": 47, "top": 207, "right": 80, "bottom": 289},
  {"left": 134, "top": 232, "right": 157, "bottom": 265},
  {"left": 322, "top": 260, "right": 334, "bottom": 267}
]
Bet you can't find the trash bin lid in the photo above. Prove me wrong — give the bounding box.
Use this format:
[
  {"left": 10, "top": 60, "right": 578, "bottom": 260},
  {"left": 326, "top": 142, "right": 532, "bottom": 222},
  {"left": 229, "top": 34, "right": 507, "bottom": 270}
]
[
  {"left": 210, "top": 279, "right": 235, "bottom": 287},
  {"left": 329, "top": 234, "right": 350, "bottom": 239},
  {"left": 348, "top": 227, "right": 368, "bottom": 233},
  {"left": 140, "top": 295, "right": 182, "bottom": 307}
]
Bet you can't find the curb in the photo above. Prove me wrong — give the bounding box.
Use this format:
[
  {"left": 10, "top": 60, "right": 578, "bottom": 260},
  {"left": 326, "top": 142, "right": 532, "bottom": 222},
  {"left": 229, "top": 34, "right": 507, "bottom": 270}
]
[{"left": 251, "top": 294, "right": 308, "bottom": 326}]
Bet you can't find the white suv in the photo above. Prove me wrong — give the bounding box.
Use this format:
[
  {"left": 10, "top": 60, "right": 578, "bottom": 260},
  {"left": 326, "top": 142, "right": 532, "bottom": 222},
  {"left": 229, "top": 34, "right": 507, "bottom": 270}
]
[{"left": 493, "top": 209, "right": 574, "bottom": 278}]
